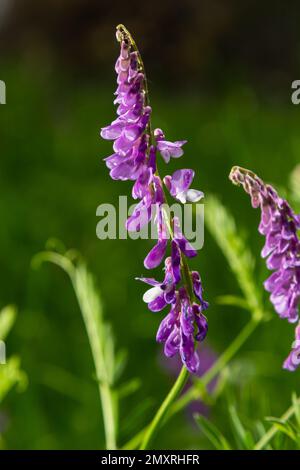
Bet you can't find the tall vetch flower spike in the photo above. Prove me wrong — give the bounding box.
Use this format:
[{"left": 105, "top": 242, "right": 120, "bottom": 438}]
[{"left": 100, "top": 24, "right": 208, "bottom": 374}]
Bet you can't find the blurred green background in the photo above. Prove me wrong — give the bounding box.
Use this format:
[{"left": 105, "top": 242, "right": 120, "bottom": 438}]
[{"left": 1, "top": 0, "right": 300, "bottom": 450}]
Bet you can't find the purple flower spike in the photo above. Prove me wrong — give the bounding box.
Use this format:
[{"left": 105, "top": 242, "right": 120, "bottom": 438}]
[
  {"left": 164, "top": 169, "right": 204, "bottom": 203},
  {"left": 230, "top": 165, "right": 300, "bottom": 371},
  {"left": 101, "top": 26, "right": 209, "bottom": 374}
]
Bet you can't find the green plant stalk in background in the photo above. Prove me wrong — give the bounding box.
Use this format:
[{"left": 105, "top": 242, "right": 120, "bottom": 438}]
[{"left": 33, "top": 250, "right": 117, "bottom": 450}]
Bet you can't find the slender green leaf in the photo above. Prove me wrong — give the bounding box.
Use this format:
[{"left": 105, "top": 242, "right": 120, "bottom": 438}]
[
  {"left": 118, "top": 378, "right": 141, "bottom": 399},
  {"left": 33, "top": 247, "right": 125, "bottom": 450},
  {"left": 229, "top": 405, "right": 255, "bottom": 449},
  {"left": 194, "top": 414, "right": 231, "bottom": 450},
  {"left": 265, "top": 417, "right": 298, "bottom": 442},
  {"left": 292, "top": 393, "right": 300, "bottom": 428}
]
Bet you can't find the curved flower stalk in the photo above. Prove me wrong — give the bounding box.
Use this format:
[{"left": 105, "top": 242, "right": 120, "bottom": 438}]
[
  {"left": 101, "top": 25, "right": 208, "bottom": 375},
  {"left": 229, "top": 166, "right": 300, "bottom": 371}
]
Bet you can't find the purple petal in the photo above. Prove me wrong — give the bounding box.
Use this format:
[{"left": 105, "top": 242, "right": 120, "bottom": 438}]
[
  {"left": 126, "top": 198, "right": 152, "bottom": 232},
  {"left": 148, "top": 294, "right": 167, "bottom": 312},
  {"left": 164, "top": 326, "right": 180, "bottom": 357},
  {"left": 135, "top": 277, "right": 159, "bottom": 287},
  {"left": 175, "top": 237, "right": 197, "bottom": 258},
  {"left": 173, "top": 217, "right": 197, "bottom": 257},
  {"left": 156, "top": 312, "right": 176, "bottom": 342},
  {"left": 157, "top": 139, "right": 187, "bottom": 163},
  {"left": 185, "top": 189, "right": 204, "bottom": 203},
  {"left": 171, "top": 240, "right": 181, "bottom": 283},
  {"left": 144, "top": 239, "right": 168, "bottom": 269},
  {"left": 180, "top": 333, "right": 200, "bottom": 374},
  {"left": 180, "top": 302, "right": 194, "bottom": 336},
  {"left": 100, "top": 122, "right": 124, "bottom": 140},
  {"left": 132, "top": 167, "right": 153, "bottom": 199},
  {"left": 164, "top": 169, "right": 194, "bottom": 197}
]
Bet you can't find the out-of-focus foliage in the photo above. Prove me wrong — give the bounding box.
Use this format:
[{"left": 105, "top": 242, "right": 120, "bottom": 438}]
[
  {"left": 195, "top": 395, "right": 300, "bottom": 450},
  {"left": 1, "top": 0, "right": 299, "bottom": 93},
  {"left": 0, "top": 306, "right": 27, "bottom": 403},
  {"left": 0, "top": 306, "right": 27, "bottom": 449},
  {"left": 205, "top": 195, "right": 263, "bottom": 316},
  {"left": 32, "top": 246, "right": 142, "bottom": 449},
  {"left": 1, "top": 63, "right": 300, "bottom": 448},
  {"left": 1, "top": 0, "right": 300, "bottom": 447}
]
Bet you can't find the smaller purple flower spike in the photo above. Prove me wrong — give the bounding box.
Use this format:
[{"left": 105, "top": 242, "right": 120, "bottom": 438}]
[
  {"left": 154, "top": 128, "right": 187, "bottom": 163},
  {"left": 283, "top": 323, "right": 300, "bottom": 371},
  {"left": 229, "top": 165, "right": 300, "bottom": 371},
  {"left": 164, "top": 169, "right": 204, "bottom": 203}
]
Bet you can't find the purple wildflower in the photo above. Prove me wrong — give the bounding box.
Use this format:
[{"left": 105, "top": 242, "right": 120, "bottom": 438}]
[
  {"left": 229, "top": 165, "right": 300, "bottom": 370},
  {"left": 164, "top": 169, "right": 204, "bottom": 203},
  {"left": 154, "top": 128, "right": 187, "bottom": 163},
  {"left": 137, "top": 257, "right": 178, "bottom": 311},
  {"left": 100, "top": 25, "right": 208, "bottom": 374}
]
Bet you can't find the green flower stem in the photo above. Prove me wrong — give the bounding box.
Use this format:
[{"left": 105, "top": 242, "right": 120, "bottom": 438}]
[
  {"left": 254, "top": 397, "right": 300, "bottom": 450},
  {"left": 140, "top": 366, "right": 189, "bottom": 450}
]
